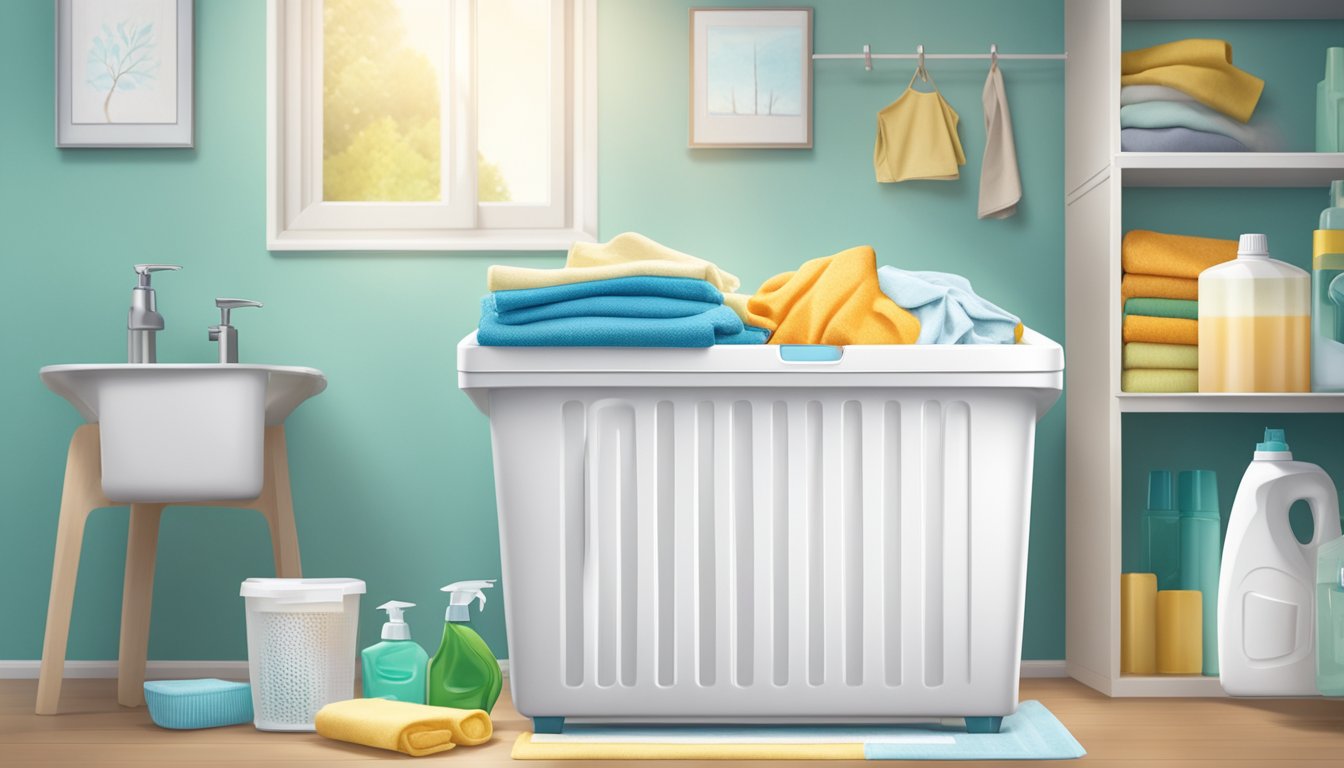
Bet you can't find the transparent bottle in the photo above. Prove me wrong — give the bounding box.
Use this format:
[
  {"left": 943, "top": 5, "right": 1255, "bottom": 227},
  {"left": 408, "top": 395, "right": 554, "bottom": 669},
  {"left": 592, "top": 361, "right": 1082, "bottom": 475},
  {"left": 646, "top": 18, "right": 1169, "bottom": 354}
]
[{"left": 1199, "top": 234, "right": 1310, "bottom": 392}]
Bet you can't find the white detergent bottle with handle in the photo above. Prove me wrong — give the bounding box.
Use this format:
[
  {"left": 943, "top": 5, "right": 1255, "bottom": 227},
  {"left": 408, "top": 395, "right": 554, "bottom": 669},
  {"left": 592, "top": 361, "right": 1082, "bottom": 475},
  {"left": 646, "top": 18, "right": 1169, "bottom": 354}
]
[{"left": 1219, "top": 428, "right": 1342, "bottom": 696}]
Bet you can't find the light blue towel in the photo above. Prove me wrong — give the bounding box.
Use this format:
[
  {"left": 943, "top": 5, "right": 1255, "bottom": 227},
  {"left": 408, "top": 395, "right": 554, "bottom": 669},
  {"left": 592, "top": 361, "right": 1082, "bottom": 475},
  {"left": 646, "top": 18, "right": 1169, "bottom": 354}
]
[
  {"left": 1119, "top": 101, "right": 1264, "bottom": 150},
  {"left": 478, "top": 299, "right": 768, "bottom": 347},
  {"left": 1121, "top": 127, "right": 1248, "bottom": 152},
  {"left": 490, "top": 276, "right": 723, "bottom": 313},
  {"left": 1119, "top": 84, "right": 1198, "bottom": 107},
  {"left": 491, "top": 295, "right": 721, "bottom": 325},
  {"left": 877, "top": 266, "right": 1020, "bottom": 345}
]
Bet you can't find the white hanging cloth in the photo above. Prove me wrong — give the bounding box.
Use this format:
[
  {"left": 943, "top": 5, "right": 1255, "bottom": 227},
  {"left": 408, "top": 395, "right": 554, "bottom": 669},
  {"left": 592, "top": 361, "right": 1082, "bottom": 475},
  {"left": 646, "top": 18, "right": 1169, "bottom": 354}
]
[{"left": 978, "top": 59, "right": 1022, "bottom": 219}]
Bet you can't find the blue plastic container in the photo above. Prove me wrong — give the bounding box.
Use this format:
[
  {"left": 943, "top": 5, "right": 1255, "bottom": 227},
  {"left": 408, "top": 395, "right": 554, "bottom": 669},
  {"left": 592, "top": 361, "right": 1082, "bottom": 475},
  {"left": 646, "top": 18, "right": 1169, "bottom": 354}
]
[
  {"left": 143, "top": 679, "right": 253, "bottom": 730},
  {"left": 1142, "top": 470, "right": 1180, "bottom": 591},
  {"left": 1178, "top": 469, "right": 1221, "bottom": 676}
]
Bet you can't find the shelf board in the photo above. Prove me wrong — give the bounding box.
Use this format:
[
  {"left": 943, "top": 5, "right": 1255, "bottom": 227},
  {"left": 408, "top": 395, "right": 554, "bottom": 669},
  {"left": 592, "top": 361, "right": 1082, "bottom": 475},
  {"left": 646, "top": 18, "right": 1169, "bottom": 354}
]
[
  {"left": 1118, "top": 153, "right": 1344, "bottom": 188},
  {"left": 1118, "top": 393, "right": 1344, "bottom": 413},
  {"left": 1123, "top": 0, "right": 1344, "bottom": 20},
  {"left": 1112, "top": 675, "right": 1227, "bottom": 698}
]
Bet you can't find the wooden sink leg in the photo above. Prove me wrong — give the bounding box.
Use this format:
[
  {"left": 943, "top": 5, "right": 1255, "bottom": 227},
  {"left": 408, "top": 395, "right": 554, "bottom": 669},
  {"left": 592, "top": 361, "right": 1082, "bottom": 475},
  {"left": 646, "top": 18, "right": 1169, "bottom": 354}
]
[
  {"left": 256, "top": 426, "right": 302, "bottom": 578},
  {"left": 116, "top": 503, "right": 164, "bottom": 707}
]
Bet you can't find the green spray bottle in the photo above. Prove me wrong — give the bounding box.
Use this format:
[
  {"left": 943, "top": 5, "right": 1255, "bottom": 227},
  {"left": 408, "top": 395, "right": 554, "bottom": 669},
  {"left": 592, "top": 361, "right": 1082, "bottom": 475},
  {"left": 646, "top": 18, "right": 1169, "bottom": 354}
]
[{"left": 428, "top": 580, "right": 502, "bottom": 713}]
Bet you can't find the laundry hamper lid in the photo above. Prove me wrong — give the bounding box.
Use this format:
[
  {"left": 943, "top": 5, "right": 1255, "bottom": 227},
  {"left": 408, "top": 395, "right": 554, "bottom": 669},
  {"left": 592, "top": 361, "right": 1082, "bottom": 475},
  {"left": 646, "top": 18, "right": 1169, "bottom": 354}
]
[{"left": 240, "top": 578, "right": 366, "bottom": 601}]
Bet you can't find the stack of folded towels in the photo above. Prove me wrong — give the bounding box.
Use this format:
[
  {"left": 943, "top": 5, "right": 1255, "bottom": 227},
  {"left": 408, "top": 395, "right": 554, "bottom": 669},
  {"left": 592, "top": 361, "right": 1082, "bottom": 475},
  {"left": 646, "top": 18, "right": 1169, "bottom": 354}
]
[
  {"left": 479, "top": 232, "right": 770, "bottom": 346},
  {"left": 1121, "top": 230, "right": 1236, "bottom": 392},
  {"left": 1120, "top": 39, "right": 1266, "bottom": 152}
]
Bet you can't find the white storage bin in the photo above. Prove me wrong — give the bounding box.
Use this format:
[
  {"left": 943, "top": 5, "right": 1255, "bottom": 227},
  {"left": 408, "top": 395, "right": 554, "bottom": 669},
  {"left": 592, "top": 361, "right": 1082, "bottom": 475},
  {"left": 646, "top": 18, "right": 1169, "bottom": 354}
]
[
  {"left": 458, "top": 331, "right": 1062, "bottom": 733},
  {"left": 240, "top": 578, "right": 366, "bottom": 731}
]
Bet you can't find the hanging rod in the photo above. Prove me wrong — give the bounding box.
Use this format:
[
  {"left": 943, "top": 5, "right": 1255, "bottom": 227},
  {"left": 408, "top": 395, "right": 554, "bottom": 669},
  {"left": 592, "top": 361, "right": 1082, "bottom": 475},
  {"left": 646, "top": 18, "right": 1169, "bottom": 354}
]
[{"left": 813, "top": 44, "right": 1067, "bottom": 71}]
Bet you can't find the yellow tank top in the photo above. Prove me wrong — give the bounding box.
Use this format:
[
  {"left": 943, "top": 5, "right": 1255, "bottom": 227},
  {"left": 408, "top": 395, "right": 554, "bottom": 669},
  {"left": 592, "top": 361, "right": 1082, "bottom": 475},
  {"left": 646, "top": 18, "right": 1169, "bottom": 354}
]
[{"left": 874, "top": 70, "right": 966, "bottom": 183}]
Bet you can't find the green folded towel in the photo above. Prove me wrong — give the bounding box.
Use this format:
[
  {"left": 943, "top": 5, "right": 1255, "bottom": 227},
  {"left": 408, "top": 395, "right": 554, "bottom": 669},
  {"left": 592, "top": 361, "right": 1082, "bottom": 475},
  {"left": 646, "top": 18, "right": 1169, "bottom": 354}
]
[
  {"left": 1124, "top": 298, "right": 1198, "bottom": 320},
  {"left": 1123, "top": 342, "right": 1199, "bottom": 371},
  {"left": 1122, "top": 369, "right": 1198, "bottom": 393}
]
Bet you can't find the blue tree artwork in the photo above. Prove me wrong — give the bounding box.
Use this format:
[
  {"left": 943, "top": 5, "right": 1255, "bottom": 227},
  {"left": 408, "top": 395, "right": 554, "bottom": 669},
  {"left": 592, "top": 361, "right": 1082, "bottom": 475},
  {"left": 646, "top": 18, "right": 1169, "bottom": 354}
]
[{"left": 87, "top": 21, "right": 159, "bottom": 122}]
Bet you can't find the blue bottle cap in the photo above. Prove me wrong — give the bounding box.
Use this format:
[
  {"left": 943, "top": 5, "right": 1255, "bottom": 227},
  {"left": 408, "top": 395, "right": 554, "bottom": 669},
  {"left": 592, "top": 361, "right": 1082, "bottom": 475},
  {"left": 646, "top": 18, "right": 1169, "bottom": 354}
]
[
  {"left": 1178, "top": 470, "right": 1220, "bottom": 519},
  {"left": 1257, "top": 428, "right": 1290, "bottom": 452},
  {"left": 1147, "top": 469, "right": 1174, "bottom": 511}
]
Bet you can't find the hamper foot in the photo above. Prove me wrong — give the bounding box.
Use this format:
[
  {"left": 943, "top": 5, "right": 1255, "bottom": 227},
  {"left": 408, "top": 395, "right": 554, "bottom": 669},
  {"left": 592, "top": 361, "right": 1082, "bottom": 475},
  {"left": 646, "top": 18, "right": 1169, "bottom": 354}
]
[
  {"left": 533, "top": 717, "right": 565, "bottom": 734},
  {"left": 965, "top": 716, "right": 1003, "bottom": 734}
]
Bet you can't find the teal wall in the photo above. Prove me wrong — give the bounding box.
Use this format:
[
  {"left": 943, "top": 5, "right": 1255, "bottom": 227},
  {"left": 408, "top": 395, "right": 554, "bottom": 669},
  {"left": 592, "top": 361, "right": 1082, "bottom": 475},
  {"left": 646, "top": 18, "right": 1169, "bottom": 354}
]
[{"left": 0, "top": 0, "right": 1066, "bottom": 663}]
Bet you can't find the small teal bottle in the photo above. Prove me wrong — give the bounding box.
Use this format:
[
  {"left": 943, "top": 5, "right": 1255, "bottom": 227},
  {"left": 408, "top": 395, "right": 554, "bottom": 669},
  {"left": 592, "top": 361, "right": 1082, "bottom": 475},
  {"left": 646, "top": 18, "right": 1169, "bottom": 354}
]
[
  {"left": 1141, "top": 470, "right": 1180, "bottom": 590},
  {"left": 1317, "top": 534, "right": 1344, "bottom": 696},
  {"left": 1178, "top": 470, "right": 1220, "bottom": 676},
  {"left": 1317, "top": 48, "right": 1344, "bottom": 153},
  {"left": 361, "top": 600, "right": 429, "bottom": 703}
]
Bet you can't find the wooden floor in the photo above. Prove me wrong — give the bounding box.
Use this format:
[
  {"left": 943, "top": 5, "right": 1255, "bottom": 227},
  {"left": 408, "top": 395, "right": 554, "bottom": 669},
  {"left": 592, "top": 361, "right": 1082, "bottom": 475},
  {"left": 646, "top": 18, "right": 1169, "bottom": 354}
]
[{"left": 3, "top": 677, "right": 1343, "bottom": 766}]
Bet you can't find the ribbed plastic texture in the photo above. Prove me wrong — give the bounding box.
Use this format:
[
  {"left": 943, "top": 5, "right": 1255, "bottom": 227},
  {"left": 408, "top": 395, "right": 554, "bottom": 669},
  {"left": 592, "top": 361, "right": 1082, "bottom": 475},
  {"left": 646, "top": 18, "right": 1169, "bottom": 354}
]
[
  {"left": 143, "top": 678, "right": 253, "bottom": 730},
  {"left": 243, "top": 593, "right": 361, "bottom": 731},
  {"left": 459, "top": 333, "right": 1062, "bottom": 723}
]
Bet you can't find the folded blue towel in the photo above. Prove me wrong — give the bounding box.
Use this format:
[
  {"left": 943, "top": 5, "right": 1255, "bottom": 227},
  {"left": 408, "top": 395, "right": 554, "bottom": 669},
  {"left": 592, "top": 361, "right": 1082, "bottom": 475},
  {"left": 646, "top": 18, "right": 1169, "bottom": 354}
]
[
  {"left": 490, "top": 276, "right": 723, "bottom": 313},
  {"left": 491, "top": 296, "right": 722, "bottom": 325},
  {"left": 478, "top": 300, "right": 768, "bottom": 347},
  {"left": 1121, "top": 127, "right": 1248, "bottom": 152},
  {"left": 877, "top": 266, "right": 1020, "bottom": 345},
  {"left": 1119, "top": 101, "right": 1264, "bottom": 149}
]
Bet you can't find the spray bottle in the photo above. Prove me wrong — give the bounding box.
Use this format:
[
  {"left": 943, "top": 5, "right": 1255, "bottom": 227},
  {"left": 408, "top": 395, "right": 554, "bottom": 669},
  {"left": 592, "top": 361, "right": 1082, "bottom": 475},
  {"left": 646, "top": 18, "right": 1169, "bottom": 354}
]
[
  {"left": 428, "top": 580, "right": 503, "bottom": 713},
  {"left": 361, "top": 600, "right": 429, "bottom": 703}
]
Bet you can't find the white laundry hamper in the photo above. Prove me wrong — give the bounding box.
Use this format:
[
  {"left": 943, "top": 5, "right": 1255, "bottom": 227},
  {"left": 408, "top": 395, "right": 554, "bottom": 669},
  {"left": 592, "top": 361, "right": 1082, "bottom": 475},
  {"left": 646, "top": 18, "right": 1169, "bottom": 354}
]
[
  {"left": 458, "top": 330, "right": 1062, "bottom": 734},
  {"left": 240, "top": 578, "right": 366, "bottom": 731}
]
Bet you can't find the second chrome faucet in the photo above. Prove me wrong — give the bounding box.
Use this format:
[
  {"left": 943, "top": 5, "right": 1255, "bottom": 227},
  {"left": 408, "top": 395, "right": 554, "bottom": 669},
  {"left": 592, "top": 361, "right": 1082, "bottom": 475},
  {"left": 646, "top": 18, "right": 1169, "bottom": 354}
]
[{"left": 126, "top": 265, "right": 263, "bottom": 365}]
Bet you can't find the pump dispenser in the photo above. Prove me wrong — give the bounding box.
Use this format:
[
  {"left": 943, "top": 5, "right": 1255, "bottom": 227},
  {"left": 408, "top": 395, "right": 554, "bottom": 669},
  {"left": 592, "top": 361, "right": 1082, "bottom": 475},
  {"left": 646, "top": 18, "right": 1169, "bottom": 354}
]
[
  {"left": 428, "top": 580, "right": 503, "bottom": 713},
  {"left": 360, "top": 600, "right": 429, "bottom": 703}
]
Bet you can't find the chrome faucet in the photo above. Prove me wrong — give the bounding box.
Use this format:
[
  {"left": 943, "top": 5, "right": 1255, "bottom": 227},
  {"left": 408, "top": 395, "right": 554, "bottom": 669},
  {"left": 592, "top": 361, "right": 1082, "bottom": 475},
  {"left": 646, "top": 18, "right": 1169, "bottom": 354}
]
[
  {"left": 128, "top": 264, "right": 181, "bottom": 364},
  {"left": 208, "top": 298, "right": 263, "bottom": 364}
]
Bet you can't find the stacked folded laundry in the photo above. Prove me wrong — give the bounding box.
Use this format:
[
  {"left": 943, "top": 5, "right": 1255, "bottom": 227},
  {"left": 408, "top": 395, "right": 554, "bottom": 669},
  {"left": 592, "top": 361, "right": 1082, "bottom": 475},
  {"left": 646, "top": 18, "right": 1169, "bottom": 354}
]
[
  {"left": 1120, "top": 230, "right": 1236, "bottom": 392},
  {"left": 1120, "top": 39, "right": 1266, "bottom": 152},
  {"left": 478, "top": 232, "right": 769, "bottom": 347}
]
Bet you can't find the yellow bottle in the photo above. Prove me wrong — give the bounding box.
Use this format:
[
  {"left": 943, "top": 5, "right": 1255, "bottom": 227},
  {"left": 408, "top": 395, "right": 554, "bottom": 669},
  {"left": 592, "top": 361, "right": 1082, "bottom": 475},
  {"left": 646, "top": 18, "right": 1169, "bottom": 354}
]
[{"left": 1199, "top": 234, "right": 1310, "bottom": 392}]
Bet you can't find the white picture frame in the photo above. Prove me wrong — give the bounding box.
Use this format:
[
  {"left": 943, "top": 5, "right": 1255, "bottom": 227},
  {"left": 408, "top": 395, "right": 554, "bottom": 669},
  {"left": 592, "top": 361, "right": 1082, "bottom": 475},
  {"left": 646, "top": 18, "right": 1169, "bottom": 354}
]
[
  {"left": 689, "top": 7, "right": 812, "bottom": 149},
  {"left": 56, "top": 0, "right": 194, "bottom": 148}
]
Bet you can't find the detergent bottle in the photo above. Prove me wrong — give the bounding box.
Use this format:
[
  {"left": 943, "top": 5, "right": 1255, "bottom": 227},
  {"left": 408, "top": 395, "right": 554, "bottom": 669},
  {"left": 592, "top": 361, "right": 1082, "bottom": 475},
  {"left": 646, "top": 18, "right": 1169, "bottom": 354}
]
[
  {"left": 1317, "top": 48, "right": 1344, "bottom": 152},
  {"left": 1312, "top": 181, "right": 1344, "bottom": 391},
  {"left": 1317, "top": 534, "right": 1344, "bottom": 695},
  {"left": 1199, "top": 234, "right": 1310, "bottom": 393},
  {"left": 428, "top": 580, "right": 503, "bottom": 713},
  {"left": 1218, "top": 429, "right": 1342, "bottom": 696},
  {"left": 361, "top": 600, "right": 429, "bottom": 703}
]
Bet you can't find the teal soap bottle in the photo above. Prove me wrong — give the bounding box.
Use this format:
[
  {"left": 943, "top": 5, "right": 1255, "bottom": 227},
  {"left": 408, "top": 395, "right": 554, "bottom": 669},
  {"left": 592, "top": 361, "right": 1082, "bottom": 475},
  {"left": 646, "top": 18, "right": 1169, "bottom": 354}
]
[
  {"left": 1317, "top": 534, "right": 1344, "bottom": 696},
  {"left": 1312, "top": 181, "right": 1344, "bottom": 392},
  {"left": 1318, "top": 48, "right": 1344, "bottom": 152},
  {"left": 361, "top": 600, "right": 429, "bottom": 703},
  {"left": 1141, "top": 470, "right": 1180, "bottom": 590},
  {"left": 1177, "top": 470, "right": 1220, "bottom": 676}
]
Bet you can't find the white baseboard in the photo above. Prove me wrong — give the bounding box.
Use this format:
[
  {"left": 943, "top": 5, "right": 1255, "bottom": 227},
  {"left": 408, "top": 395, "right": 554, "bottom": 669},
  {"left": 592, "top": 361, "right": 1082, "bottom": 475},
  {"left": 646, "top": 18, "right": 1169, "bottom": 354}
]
[{"left": 1, "top": 658, "right": 1058, "bottom": 680}]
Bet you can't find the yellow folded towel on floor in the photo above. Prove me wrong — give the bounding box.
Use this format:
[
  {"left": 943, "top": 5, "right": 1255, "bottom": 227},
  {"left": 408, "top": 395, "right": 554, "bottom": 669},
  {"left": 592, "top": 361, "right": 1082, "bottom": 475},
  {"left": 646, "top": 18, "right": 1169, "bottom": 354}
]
[
  {"left": 1122, "top": 369, "right": 1199, "bottom": 393},
  {"left": 487, "top": 232, "right": 741, "bottom": 293},
  {"left": 1122, "top": 230, "right": 1237, "bottom": 280},
  {"left": 1123, "top": 342, "right": 1199, "bottom": 371},
  {"left": 314, "top": 698, "right": 492, "bottom": 758},
  {"left": 1120, "top": 39, "right": 1264, "bottom": 123},
  {"left": 1123, "top": 315, "right": 1198, "bottom": 346},
  {"left": 1121, "top": 273, "right": 1199, "bottom": 302},
  {"left": 747, "top": 245, "right": 921, "bottom": 345}
]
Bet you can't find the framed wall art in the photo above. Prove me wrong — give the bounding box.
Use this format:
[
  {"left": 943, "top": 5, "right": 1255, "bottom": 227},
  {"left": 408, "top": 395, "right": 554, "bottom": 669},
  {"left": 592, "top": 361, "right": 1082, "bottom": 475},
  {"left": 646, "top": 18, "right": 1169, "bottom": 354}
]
[{"left": 56, "top": 0, "right": 194, "bottom": 147}]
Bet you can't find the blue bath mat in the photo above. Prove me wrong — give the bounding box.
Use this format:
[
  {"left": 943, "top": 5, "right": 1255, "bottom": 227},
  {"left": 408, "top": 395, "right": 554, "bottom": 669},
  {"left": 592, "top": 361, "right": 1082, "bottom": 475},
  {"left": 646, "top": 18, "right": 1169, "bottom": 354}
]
[{"left": 512, "top": 700, "right": 1085, "bottom": 760}]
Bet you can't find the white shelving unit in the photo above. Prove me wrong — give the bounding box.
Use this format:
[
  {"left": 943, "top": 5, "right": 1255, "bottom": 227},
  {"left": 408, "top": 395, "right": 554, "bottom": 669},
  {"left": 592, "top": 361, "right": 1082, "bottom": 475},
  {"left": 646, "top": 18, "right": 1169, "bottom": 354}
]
[{"left": 1063, "top": 0, "right": 1344, "bottom": 697}]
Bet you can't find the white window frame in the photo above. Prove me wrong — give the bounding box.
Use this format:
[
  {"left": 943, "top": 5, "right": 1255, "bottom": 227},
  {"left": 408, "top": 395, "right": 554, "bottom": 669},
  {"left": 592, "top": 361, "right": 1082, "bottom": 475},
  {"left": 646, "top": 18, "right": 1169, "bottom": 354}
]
[{"left": 266, "top": 0, "right": 597, "bottom": 251}]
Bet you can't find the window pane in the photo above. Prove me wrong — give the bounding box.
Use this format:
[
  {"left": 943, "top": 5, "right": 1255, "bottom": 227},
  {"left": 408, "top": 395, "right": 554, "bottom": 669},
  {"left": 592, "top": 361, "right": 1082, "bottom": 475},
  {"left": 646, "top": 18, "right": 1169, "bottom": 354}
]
[
  {"left": 323, "top": 0, "right": 446, "bottom": 202},
  {"left": 477, "top": 0, "right": 552, "bottom": 205}
]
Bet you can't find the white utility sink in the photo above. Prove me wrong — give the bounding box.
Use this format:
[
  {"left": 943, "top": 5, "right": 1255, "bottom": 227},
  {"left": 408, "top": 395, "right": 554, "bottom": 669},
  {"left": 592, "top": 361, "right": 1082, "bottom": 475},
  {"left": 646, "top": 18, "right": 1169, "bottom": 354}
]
[{"left": 40, "top": 364, "right": 326, "bottom": 503}]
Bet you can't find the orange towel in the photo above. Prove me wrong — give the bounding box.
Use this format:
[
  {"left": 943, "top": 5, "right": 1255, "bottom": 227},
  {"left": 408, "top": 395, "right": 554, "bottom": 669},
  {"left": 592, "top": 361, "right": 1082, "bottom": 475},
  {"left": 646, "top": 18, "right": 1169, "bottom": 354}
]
[
  {"left": 1122, "top": 230, "right": 1237, "bottom": 279},
  {"left": 747, "top": 246, "right": 921, "bottom": 345},
  {"left": 1124, "top": 315, "right": 1198, "bottom": 346},
  {"left": 1121, "top": 273, "right": 1199, "bottom": 302}
]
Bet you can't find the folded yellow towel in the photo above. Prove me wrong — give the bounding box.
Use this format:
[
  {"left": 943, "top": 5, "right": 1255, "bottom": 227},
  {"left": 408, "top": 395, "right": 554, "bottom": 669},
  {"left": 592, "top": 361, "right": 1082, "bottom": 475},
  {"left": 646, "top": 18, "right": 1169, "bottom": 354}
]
[
  {"left": 1123, "top": 315, "right": 1198, "bottom": 346},
  {"left": 1120, "top": 39, "right": 1264, "bottom": 123},
  {"left": 1122, "top": 369, "right": 1199, "bottom": 393},
  {"left": 1123, "top": 342, "right": 1199, "bottom": 371},
  {"left": 1121, "top": 273, "right": 1199, "bottom": 302},
  {"left": 487, "top": 232, "right": 741, "bottom": 293},
  {"left": 1122, "top": 230, "right": 1237, "bottom": 280},
  {"left": 314, "top": 698, "right": 492, "bottom": 758},
  {"left": 747, "top": 245, "right": 921, "bottom": 345}
]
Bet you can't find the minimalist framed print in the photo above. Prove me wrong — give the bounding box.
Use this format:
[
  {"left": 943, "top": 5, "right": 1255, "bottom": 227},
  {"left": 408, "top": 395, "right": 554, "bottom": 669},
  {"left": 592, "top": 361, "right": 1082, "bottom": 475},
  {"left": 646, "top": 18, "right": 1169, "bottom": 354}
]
[
  {"left": 56, "top": 0, "right": 194, "bottom": 147},
  {"left": 689, "top": 7, "right": 812, "bottom": 148}
]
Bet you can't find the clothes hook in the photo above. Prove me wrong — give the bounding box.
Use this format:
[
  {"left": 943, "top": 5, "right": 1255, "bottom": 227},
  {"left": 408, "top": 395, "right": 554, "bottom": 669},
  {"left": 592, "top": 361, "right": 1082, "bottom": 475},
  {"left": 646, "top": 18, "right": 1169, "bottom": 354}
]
[
  {"left": 917, "top": 44, "right": 925, "bottom": 72},
  {"left": 990, "top": 43, "right": 998, "bottom": 67},
  {"left": 863, "top": 43, "right": 872, "bottom": 72}
]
